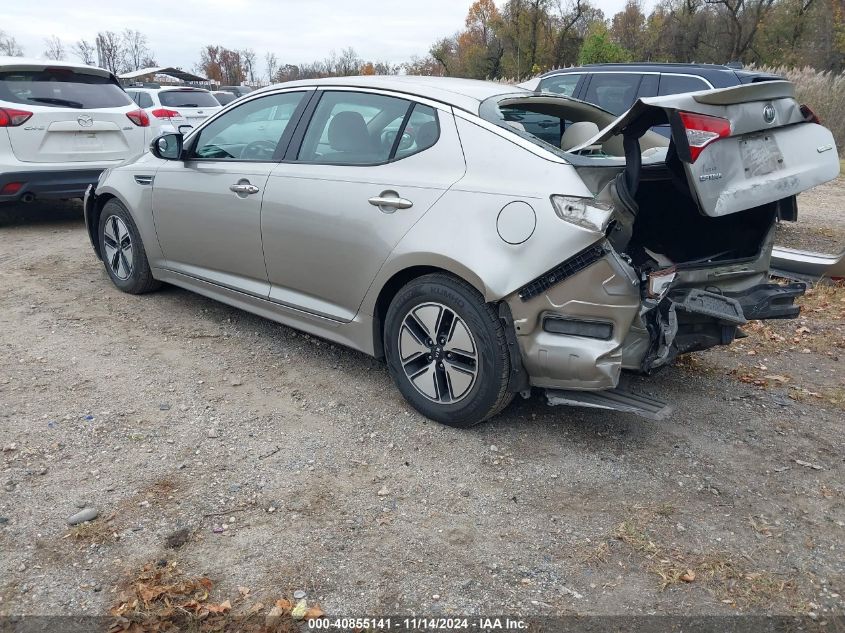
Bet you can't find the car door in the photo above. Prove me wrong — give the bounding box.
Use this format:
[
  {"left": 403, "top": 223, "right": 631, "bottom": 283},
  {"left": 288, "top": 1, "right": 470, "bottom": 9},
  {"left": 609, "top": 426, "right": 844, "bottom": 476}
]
[
  {"left": 151, "top": 89, "right": 312, "bottom": 297},
  {"left": 260, "top": 89, "right": 466, "bottom": 322}
]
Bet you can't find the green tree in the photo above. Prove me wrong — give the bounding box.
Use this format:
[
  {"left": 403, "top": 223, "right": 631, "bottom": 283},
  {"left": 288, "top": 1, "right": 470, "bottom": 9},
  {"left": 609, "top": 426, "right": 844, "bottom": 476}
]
[{"left": 577, "top": 23, "right": 632, "bottom": 63}]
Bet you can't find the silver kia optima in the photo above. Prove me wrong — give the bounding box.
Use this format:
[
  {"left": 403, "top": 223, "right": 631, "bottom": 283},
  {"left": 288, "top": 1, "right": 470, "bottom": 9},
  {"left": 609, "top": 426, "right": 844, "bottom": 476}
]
[{"left": 84, "top": 76, "right": 838, "bottom": 426}]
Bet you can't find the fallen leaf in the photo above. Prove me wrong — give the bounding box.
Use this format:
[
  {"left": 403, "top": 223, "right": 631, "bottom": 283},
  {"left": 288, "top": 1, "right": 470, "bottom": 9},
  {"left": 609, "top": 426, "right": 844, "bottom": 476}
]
[
  {"left": 764, "top": 374, "right": 790, "bottom": 384},
  {"left": 238, "top": 586, "right": 250, "bottom": 597},
  {"left": 291, "top": 598, "right": 308, "bottom": 620},
  {"left": 275, "top": 598, "right": 293, "bottom": 611},
  {"left": 206, "top": 599, "right": 231, "bottom": 614},
  {"left": 305, "top": 606, "right": 326, "bottom": 619},
  {"left": 680, "top": 570, "right": 696, "bottom": 583}
]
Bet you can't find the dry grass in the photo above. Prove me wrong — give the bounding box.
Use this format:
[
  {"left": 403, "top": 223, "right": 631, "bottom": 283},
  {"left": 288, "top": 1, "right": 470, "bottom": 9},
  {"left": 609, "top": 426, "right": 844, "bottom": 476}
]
[{"left": 609, "top": 507, "right": 799, "bottom": 608}]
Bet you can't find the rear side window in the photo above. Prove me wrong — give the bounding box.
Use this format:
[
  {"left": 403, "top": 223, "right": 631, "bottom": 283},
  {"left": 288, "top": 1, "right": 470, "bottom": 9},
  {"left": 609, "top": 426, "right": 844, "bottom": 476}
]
[
  {"left": 538, "top": 74, "right": 582, "bottom": 97},
  {"left": 297, "top": 91, "right": 438, "bottom": 165},
  {"left": 583, "top": 73, "right": 642, "bottom": 115},
  {"left": 0, "top": 69, "right": 132, "bottom": 109},
  {"left": 159, "top": 90, "right": 220, "bottom": 108},
  {"left": 135, "top": 92, "right": 154, "bottom": 108},
  {"left": 658, "top": 74, "right": 711, "bottom": 96}
]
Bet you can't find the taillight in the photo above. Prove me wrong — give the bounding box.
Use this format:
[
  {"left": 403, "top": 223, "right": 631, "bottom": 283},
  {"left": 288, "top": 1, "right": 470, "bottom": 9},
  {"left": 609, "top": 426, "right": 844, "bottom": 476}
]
[
  {"left": 126, "top": 109, "right": 150, "bottom": 127},
  {"left": 150, "top": 108, "right": 181, "bottom": 119},
  {"left": 800, "top": 104, "right": 820, "bottom": 124},
  {"left": 678, "top": 111, "right": 731, "bottom": 162},
  {"left": 0, "top": 107, "right": 33, "bottom": 127}
]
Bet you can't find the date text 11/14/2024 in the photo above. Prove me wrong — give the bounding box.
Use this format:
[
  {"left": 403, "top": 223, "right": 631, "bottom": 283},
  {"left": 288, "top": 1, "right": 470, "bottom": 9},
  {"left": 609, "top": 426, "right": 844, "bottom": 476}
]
[{"left": 308, "top": 617, "right": 529, "bottom": 631}]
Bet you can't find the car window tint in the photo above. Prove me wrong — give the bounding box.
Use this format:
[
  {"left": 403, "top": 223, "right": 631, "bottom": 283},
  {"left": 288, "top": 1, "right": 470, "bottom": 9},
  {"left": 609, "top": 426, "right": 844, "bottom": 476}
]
[
  {"left": 658, "top": 74, "right": 710, "bottom": 96},
  {"left": 0, "top": 69, "right": 132, "bottom": 109},
  {"left": 138, "top": 92, "right": 154, "bottom": 108},
  {"left": 393, "top": 104, "right": 439, "bottom": 160},
  {"left": 297, "top": 91, "right": 413, "bottom": 165},
  {"left": 583, "top": 73, "right": 642, "bottom": 115},
  {"left": 538, "top": 73, "right": 581, "bottom": 97},
  {"left": 193, "top": 91, "right": 305, "bottom": 161},
  {"left": 159, "top": 90, "right": 220, "bottom": 108}
]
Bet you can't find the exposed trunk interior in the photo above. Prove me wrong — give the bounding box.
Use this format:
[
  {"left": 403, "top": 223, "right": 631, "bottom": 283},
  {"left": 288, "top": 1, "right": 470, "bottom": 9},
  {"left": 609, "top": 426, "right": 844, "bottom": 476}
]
[{"left": 624, "top": 162, "right": 777, "bottom": 268}]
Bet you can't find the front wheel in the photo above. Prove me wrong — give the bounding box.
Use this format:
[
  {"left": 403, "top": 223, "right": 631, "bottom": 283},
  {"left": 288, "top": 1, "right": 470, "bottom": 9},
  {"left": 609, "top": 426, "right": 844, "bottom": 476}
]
[
  {"left": 384, "top": 273, "right": 514, "bottom": 427},
  {"left": 98, "top": 199, "right": 160, "bottom": 294}
]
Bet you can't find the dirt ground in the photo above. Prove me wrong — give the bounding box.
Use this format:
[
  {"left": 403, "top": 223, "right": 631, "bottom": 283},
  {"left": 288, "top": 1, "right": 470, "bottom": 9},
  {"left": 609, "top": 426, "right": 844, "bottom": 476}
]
[{"left": 0, "top": 180, "right": 843, "bottom": 622}]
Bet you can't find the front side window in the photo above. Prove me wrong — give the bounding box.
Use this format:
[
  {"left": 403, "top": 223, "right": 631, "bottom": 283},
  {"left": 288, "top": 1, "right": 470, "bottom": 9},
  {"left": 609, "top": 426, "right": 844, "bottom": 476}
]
[
  {"left": 538, "top": 73, "right": 582, "bottom": 97},
  {"left": 583, "top": 73, "right": 643, "bottom": 115},
  {"left": 297, "top": 91, "right": 438, "bottom": 165},
  {"left": 0, "top": 69, "right": 132, "bottom": 109},
  {"left": 192, "top": 91, "right": 306, "bottom": 161}
]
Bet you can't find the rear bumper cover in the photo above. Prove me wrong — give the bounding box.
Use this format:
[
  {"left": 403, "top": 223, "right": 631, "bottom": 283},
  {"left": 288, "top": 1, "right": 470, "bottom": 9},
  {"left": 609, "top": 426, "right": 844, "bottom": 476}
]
[{"left": 0, "top": 169, "right": 104, "bottom": 202}]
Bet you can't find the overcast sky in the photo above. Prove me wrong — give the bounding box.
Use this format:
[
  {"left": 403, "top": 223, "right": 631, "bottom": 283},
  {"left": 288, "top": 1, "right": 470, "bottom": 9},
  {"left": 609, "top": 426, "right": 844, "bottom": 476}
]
[{"left": 3, "top": 0, "right": 652, "bottom": 74}]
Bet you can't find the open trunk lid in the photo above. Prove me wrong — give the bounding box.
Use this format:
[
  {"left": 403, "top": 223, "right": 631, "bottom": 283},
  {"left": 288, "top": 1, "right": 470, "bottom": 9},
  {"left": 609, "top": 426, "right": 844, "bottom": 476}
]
[{"left": 576, "top": 81, "right": 840, "bottom": 217}]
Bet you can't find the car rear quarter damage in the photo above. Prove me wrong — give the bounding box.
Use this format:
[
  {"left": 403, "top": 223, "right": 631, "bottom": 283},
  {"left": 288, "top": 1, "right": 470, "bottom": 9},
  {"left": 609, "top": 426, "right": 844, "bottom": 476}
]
[{"left": 478, "top": 81, "right": 839, "bottom": 409}]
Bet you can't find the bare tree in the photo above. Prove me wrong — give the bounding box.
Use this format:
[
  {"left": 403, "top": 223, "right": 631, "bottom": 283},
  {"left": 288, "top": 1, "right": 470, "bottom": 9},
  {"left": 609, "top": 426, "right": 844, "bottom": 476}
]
[
  {"left": 265, "top": 52, "right": 279, "bottom": 82},
  {"left": 704, "top": 0, "right": 776, "bottom": 59},
  {"left": 0, "top": 30, "right": 24, "bottom": 56},
  {"left": 241, "top": 48, "right": 257, "bottom": 82},
  {"left": 96, "top": 31, "right": 126, "bottom": 74},
  {"left": 122, "top": 29, "right": 153, "bottom": 71},
  {"left": 43, "top": 35, "right": 66, "bottom": 60},
  {"left": 73, "top": 39, "right": 97, "bottom": 65}
]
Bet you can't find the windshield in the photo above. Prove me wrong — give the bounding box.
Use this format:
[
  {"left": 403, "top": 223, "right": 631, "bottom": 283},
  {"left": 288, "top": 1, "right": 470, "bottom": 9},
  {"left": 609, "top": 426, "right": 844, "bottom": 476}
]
[
  {"left": 159, "top": 90, "right": 220, "bottom": 108},
  {"left": 0, "top": 69, "right": 132, "bottom": 109}
]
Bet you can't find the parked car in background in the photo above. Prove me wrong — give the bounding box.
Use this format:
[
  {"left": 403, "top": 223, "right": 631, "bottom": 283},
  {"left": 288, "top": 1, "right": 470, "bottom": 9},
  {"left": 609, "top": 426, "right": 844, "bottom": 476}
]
[
  {"left": 0, "top": 57, "right": 154, "bottom": 204},
  {"left": 517, "top": 63, "right": 783, "bottom": 144},
  {"left": 84, "top": 76, "right": 837, "bottom": 426},
  {"left": 126, "top": 86, "right": 221, "bottom": 134},
  {"left": 211, "top": 91, "right": 237, "bottom": 106},
  {"left": 218, "top": 86, "right": 253, "bottom": 98}
]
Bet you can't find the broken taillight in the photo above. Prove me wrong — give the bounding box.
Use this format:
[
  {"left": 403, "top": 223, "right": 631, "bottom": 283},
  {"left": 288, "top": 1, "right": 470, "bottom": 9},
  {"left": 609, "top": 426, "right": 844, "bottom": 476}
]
[{"left": 679, "top": 111, "right": 731, "bottom": 162}]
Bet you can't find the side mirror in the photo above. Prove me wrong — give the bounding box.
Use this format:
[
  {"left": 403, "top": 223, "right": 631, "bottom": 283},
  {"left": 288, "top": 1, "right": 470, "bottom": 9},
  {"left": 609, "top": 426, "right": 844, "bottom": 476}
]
[
  {"left": 178, "top": 124, "right": 194, "bottom": 135},
  {"left": 151, "top": 133, "right": 183, "bottom": 160}
]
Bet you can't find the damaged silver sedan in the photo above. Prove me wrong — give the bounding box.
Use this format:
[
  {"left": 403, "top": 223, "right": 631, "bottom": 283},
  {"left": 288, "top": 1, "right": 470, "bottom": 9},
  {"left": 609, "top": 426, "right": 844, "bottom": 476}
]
[{"left": 83, "top": 76, "right": 839, "bottom": 426}]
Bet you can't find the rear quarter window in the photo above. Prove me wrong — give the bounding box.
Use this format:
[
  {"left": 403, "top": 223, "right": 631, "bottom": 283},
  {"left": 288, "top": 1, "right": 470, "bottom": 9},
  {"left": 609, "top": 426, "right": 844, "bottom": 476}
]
[
  {"left": 0, "top": 69, "right": 132, "bottom": 109},
  {"left": 658, "top": 74, "right": 711, "bottom": 96}
]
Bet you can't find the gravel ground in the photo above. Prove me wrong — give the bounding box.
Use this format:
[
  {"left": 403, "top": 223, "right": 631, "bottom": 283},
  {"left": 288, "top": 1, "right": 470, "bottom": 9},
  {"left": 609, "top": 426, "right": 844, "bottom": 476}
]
[{"left": 0, "top": 187, "right": 843, "bottom": 620}]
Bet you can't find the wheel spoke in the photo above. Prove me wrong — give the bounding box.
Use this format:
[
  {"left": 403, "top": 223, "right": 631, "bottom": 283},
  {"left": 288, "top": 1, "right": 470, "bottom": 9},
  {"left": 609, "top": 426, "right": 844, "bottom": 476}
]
[{"left": 397, "top": 301, "right": 479, "bottom": 406}]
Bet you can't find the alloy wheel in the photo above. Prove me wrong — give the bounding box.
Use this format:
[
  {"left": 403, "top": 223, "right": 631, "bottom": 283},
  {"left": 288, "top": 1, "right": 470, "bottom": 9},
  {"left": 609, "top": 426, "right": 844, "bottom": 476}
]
[
  {"left": 102, "top": 215, "right": 133, "bottom": 281},
  {"left": 398, "top": 302, "right": 478, "bottom": 403}
]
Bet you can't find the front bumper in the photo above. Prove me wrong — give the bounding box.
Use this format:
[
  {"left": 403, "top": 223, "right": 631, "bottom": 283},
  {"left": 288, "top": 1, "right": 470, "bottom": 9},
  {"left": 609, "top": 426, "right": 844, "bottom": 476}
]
[{"left": 0, "top": 169, "right": 104, "bottom": 203}]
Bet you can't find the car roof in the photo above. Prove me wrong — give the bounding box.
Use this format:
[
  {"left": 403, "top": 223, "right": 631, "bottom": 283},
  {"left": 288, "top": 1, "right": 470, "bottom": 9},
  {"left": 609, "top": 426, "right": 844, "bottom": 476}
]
[
  {"left": 540, "top": 63, "right": 779, "bottom": 80},
  {"left": 128, "top": 86, "right": 211, "bottom": 93},
  {"left": 0, "top": 56, "right": 112, "bottom": 78},
  {"left": 253, "top": 75, "right": 526, "bottom": 112}
]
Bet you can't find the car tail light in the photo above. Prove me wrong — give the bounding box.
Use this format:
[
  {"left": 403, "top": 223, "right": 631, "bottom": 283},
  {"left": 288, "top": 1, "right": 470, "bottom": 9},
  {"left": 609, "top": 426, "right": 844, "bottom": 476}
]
[
  {"left": 0, "top": 107, "right": 33, "bottom": 127},
  {"left": 150, "top": 108, "right": 181, "bottom": 119},
  {"left": 1, "top": 182, "right": 24, "bottom": 195},
  {"left": 679, "top": 111, "right": 731, "bottom": 162},
  {"left": 800, "top": 104, "right": 820, "bottom": 124},
  {"left": 126, "top": 108, "right": 150, "bottom": 127}
]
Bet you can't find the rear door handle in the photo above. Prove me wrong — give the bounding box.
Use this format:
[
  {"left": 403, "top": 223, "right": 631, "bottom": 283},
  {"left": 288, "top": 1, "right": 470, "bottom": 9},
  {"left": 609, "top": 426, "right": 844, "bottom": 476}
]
[
  {"left": 368, "top": 191, "right": 413, "bottom": 212},
  {"left": 230, "top": 182, "right": 260, "bottom": 195}
]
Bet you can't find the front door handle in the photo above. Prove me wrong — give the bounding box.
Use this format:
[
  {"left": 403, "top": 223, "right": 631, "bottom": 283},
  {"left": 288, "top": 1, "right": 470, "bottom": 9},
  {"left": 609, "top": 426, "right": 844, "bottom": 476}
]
[
  {"left": 230, "top": 181, "right": 260, "bottom": 195},
  {"left": 368, "top": 191, "right": 413, "bottom": 213}
]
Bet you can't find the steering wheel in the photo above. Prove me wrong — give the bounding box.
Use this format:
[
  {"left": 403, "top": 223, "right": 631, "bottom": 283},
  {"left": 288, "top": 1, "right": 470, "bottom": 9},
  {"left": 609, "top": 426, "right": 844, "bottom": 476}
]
[{"left": 240, "top": 140, "right": 277, "bottom": 160}]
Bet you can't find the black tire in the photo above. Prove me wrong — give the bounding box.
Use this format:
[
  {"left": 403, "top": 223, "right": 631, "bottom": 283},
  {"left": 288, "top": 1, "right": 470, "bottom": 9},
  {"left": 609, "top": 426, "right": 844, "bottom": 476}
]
[
  {"left": 384, "top": 273, "right": 514, "bottom": 427},
  {"left": 97, "top": 199, "right": 160, "bottom": 294}
]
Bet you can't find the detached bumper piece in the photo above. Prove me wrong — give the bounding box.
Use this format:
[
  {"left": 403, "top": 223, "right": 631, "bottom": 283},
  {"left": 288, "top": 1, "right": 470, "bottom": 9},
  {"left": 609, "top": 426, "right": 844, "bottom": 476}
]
[
  {"left": 546, "top": 386, "right": 673, "bottom": 421},
  {"left": 518, "top": 243, "right": 606, "bottom": 301},
  {"left": 725, "top": 282, "right": 806, "bottom": 320}
]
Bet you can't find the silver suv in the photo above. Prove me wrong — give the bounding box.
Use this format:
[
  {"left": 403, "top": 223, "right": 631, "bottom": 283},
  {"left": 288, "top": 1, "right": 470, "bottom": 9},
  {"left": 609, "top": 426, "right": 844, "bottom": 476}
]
[{"left": 84, "top": 76, "right": 838, "bottom": 426}]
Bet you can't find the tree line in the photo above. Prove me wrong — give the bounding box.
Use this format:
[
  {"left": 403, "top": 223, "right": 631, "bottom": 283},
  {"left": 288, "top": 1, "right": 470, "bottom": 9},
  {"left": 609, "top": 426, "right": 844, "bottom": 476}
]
[{"left": 1, "top": 0, "right": 841, "bottom": 85}]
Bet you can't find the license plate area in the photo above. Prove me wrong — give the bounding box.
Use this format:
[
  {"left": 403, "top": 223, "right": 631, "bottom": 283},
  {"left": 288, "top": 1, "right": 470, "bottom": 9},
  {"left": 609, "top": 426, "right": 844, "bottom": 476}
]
[{"left": 739, "top": 132, "right": 784, "bottom": 178}]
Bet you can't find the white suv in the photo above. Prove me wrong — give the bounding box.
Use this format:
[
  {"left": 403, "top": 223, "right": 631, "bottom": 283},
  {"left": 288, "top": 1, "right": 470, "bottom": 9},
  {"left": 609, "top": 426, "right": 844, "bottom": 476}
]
[
  {"left": 126, "top": 86, "right": 222, "bottom": 134},
  {"left": 0, "top": 57, "right": 155, "bottom": 204}
]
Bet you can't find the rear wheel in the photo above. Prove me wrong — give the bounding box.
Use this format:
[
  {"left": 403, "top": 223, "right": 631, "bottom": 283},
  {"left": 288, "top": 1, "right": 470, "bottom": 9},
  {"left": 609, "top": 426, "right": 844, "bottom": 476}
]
[
  {"left": 384, "top": 273, "right": 514, "bottom": 427},
  {"left": 98, "top": 199, "right": 160, "bottom": 294}
]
